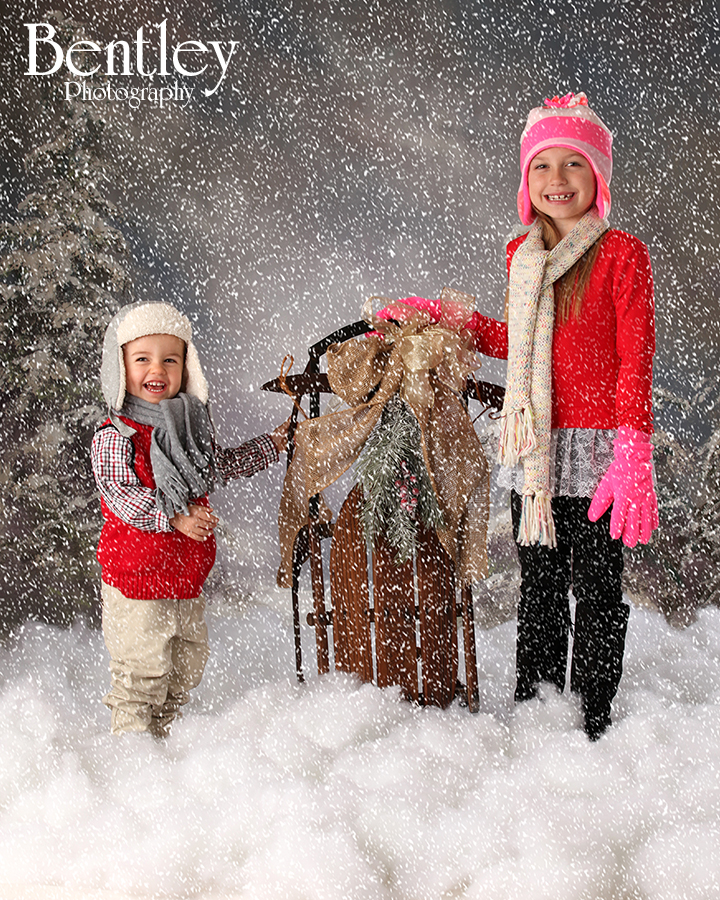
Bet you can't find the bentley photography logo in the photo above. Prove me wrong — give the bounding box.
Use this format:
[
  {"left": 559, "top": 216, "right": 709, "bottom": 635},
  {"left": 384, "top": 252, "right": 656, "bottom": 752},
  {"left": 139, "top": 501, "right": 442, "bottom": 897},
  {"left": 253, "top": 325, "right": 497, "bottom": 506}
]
[{"left": 25, "top": 19, "right": 239, "bottom": 109}]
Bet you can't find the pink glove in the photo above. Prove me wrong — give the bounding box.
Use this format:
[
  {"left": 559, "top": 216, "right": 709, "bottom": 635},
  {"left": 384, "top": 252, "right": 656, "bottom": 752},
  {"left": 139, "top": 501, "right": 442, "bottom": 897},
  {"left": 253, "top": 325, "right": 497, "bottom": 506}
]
[
  {"left": 376, "top": 296, "right": 441, "bottom": 325},
  {"left": 461, "top": 310, "right": 483, "bottom": 347},
  {"left": 587, "top": 426, "right": 659, "bottom": 547}
]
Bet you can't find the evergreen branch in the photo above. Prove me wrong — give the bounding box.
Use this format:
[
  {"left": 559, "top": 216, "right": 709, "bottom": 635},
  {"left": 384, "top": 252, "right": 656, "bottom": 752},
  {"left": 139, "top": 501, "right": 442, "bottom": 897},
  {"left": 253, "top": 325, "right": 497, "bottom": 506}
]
[{"left": 355, "top": 394, "right": 443, "bottom": 564}]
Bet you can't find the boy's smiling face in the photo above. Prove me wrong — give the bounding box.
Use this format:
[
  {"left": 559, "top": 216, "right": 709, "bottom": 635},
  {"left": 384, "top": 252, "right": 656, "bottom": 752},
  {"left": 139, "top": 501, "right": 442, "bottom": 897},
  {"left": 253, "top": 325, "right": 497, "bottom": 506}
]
[{"left": 122, "top": 333, "right": 186, "bottom": 404}]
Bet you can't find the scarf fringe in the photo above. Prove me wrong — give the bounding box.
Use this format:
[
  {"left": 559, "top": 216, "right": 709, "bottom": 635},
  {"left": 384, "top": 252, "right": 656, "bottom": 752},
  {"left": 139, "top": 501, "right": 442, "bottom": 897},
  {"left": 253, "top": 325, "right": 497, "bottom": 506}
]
[
  {"left": 518, "top": 490, "right": 556, "bottom": 548},
  {"left": 498, "top": 407, "right": 537, "bottom": 467}
]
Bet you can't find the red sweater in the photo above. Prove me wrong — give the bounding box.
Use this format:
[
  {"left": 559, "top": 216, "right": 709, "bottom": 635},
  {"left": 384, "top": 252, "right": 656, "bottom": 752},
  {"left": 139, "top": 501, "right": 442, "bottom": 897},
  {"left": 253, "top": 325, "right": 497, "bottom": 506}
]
[
  {"left": 470, "top": 229, "right": 655, "bottom": 433},
  {"left": 97, "top": 418, "right": 216, "bottom": 600}
]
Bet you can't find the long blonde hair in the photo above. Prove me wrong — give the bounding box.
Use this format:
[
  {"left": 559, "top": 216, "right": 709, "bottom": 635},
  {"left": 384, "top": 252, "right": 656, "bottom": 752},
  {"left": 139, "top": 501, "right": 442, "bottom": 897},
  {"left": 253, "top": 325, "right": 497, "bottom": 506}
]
[{"left": 535, "top": 210, "right": 605, "bottom": 323}]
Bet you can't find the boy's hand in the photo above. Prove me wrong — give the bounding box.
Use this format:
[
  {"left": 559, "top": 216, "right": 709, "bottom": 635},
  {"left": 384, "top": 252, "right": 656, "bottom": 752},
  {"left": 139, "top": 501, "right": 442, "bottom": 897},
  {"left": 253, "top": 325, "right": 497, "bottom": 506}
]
[
  {"left": 170, "top": 504, "right": 219, "bottom": 542},
  {"left": 270, "top": 417, "right": 291, "bottom": 453}
]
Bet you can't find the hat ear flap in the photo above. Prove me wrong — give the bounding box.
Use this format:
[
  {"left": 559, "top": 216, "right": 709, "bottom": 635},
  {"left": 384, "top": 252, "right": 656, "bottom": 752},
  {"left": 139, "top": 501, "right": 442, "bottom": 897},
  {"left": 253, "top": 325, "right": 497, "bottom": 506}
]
[
  {"left": 183, "top": 341, "right": 209, "bottom": 404},
  {"left": 116, "top": 345, "right": 126, "bottom": 410},
  {"left": 517, "top": 175, "right": 535, "bottom": 226},
  {"left": 596, "top": 172, "right": 611, "bottom": 219}
]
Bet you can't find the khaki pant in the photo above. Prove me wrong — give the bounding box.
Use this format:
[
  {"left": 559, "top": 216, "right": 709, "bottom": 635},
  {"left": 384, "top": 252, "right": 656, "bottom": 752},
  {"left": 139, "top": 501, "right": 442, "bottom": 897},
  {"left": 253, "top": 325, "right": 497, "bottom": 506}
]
[{"left": 101, "top": 582, "right": 210, "bottom": 736}]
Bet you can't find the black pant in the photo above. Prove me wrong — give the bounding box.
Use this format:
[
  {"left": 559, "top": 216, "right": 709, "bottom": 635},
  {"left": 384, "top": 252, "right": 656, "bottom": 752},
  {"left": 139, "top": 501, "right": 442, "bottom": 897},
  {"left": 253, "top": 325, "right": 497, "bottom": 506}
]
[{"left": 511, "top": 491, "right": 628, "bottom": 738}]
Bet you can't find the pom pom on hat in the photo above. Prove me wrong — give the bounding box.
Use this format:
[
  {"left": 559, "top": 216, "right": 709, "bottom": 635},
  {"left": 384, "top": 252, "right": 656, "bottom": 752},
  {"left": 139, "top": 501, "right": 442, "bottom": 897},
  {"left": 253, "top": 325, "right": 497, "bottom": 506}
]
[
  {"left": 101, "top": 301, "right": 209, "bottom": 411},
  {"left": 517, "top": 91, "right": 613, "bottom": 225}
]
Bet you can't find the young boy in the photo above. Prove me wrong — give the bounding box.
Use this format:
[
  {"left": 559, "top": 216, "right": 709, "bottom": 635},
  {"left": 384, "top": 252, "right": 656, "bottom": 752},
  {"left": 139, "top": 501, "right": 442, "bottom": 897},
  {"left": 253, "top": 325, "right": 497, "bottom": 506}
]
[{"left": 92, "top": 300, "right": 288, "bottom": 737}]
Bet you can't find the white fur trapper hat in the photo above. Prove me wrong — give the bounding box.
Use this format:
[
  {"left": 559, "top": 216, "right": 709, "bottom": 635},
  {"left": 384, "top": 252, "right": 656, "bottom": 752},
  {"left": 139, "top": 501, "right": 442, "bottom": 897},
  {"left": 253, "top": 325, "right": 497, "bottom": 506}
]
[{"left": 101, "top": 301, "right": 209, "bottom": 410}]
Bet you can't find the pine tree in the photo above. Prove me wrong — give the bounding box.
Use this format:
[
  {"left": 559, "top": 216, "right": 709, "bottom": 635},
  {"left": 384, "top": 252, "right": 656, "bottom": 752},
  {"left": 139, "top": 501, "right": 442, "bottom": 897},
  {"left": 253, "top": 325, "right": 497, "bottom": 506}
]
[
  {"left": 674, "top": 377, "right": 720, "bottom": 613},
  {"left": 624, "top": 378, "right": 720, "bottom": 623},
  {"left": 0, "top": 14, "right": 131, "bottom": 636}
]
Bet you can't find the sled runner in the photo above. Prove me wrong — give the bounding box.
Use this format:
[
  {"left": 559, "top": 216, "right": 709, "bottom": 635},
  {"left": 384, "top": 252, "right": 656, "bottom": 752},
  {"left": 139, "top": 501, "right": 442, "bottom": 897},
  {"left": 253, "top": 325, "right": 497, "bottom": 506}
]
[{"left": 264, "top": 317, "right": 504, "bottom": 713}]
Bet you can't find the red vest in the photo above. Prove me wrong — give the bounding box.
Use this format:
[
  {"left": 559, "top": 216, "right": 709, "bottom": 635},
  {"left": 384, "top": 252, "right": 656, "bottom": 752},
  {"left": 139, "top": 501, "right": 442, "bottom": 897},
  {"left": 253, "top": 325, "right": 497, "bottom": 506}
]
[{"left": 97, "top": 417, "right": 216, "bottom": 599}]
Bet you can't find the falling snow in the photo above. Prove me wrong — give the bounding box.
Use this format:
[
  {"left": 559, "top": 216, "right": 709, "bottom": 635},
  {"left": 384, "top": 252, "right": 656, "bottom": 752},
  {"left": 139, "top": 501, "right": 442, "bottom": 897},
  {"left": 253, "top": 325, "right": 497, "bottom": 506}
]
[{"left": 2, "top": 0, "right": 720, "bottom": 897}]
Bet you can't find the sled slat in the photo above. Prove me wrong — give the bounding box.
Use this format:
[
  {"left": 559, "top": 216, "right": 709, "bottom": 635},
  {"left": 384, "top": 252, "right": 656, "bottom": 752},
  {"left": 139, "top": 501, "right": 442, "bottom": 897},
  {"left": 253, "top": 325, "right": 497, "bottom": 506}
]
[
  {"left": 330, "top": 485, "right": 373, "bottom": 682},
  {"left": 372, "top": 538, "right": 417, "bottom": 700},
  {"left": 417, "top": 527, "right": 457, "bottom": 708}
]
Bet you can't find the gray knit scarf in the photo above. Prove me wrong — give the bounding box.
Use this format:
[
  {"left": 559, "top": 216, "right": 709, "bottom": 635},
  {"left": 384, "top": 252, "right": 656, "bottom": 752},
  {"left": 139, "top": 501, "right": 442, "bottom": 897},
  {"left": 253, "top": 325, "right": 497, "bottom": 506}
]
[{"left": 119, "top": 393, "right": 218, "bottom": 519}]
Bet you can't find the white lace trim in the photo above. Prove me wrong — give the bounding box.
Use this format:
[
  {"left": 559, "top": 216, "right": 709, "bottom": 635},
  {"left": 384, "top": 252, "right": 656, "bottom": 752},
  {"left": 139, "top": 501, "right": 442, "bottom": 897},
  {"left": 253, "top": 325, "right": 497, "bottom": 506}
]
[{"left": 496, "top": 428, "right": 617, "bottom": 498}]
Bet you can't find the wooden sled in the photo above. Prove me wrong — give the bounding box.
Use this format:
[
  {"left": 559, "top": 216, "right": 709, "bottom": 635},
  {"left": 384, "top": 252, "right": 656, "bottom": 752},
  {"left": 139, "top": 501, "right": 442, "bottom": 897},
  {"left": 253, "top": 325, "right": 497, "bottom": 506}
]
[{"left": 263, "top": 320, "right": 505, "bottom": 713}]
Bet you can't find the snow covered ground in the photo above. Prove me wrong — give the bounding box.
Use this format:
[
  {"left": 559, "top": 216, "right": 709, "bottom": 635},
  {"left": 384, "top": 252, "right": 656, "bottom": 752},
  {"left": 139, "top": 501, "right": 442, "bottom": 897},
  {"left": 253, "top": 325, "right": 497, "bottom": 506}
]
[{"left": 2, "top": 591, "right": 720, "bottom": 900}]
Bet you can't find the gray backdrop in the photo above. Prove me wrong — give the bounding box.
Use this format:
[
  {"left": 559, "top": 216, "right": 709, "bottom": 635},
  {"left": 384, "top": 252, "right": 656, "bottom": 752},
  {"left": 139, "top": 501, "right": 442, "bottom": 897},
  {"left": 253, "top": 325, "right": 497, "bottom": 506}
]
[{"left": 2, "top": 0, "right": 718, "bottom": 594}]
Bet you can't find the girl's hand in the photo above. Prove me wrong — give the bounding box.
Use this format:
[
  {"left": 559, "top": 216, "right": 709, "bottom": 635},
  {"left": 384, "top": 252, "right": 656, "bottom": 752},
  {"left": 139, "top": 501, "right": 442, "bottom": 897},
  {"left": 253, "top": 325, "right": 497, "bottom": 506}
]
[
  {"left": 437, "top": 299, "right": 474, "bottom": 331},
  {"left": 587, "top": 427, "right": 658, "bottom": 547},
  {"left": 376, "top": 296, "right": 473, "bottom": 332},
  {"left": 170, "top": 504, "right": 219, "bottom": 542},
  {"left": 376, "top": 296, "right": 441, "bottom": 325}
]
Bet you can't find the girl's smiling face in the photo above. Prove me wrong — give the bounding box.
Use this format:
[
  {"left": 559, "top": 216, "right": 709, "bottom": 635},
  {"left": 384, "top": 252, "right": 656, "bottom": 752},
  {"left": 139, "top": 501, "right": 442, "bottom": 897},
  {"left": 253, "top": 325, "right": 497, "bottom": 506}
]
[
  {"left": 122, "top": 333, "right": 185, "bottom": 404},
  {"left": 527, "top": 147, "right": 597, "bottom": 237}
]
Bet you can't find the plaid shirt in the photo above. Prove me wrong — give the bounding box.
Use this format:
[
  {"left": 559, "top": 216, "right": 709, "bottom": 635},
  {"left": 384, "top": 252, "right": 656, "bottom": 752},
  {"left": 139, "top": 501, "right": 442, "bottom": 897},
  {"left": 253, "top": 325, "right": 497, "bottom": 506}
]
[{"left": 91, "top": 426, "right": 279, "bottom": 533}]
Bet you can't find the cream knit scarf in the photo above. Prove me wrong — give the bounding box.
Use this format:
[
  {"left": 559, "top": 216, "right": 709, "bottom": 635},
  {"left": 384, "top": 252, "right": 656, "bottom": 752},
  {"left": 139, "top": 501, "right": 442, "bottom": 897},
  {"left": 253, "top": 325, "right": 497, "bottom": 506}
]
[{"left": 498, "top": 211, "right": 608, "bottom": 546}]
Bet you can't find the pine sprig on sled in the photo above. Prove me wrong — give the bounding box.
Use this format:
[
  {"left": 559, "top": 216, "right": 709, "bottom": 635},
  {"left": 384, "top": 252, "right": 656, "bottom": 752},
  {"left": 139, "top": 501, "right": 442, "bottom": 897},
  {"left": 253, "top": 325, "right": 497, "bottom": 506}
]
[{"left": 355, "top": 394, "right": 444, "bottom": 563}]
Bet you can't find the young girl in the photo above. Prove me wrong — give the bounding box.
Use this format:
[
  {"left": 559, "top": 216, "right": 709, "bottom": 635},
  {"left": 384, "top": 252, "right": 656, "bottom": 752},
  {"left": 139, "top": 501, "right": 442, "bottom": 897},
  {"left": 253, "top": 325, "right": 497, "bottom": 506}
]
[{"left": 466, "top": 91, "right": 658, "bottom": 739}]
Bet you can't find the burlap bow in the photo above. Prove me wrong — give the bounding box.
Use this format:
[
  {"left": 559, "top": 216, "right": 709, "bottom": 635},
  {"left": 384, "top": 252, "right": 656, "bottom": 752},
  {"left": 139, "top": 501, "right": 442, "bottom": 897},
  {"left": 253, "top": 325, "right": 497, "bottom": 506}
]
[
  {"left": 276, "top": 299, "right": 491, "bottom": 589},
  {"left": 381, "top": 316, "right": 479, "bottom": 411}
]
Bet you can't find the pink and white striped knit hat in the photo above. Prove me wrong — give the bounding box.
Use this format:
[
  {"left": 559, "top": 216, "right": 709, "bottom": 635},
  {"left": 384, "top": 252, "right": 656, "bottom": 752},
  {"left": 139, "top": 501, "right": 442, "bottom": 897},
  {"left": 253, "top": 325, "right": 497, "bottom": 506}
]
[{"left": 517, "top": 92, "right": 613, "bottom": 225}]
